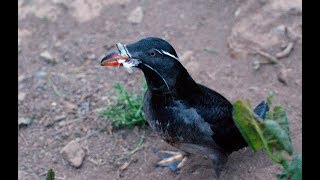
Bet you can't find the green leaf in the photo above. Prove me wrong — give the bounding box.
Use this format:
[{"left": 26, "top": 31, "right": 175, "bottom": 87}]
[
  {"left": 266, "top": 93, "right": 274, "bottom": 107},
  {"left": 263, "top": 120, "right": 293, "bottom": 157},
  {"left": 262, "top": 105, "right": 293, "bottom": 159},
  {"left": 233, "top": 97, "right": 300, "bottom": 180},
  {"left": 232, "top": 100, "right": 264, "bottom": 151},
  {"left": 46, "top": 168, "right": 55, "bottom": 180},
  {"left": 273, "top": 106, "right": 290, "bottom": 136},
  {"left": 288, "top": 154, "right": 302, "bottom": 180},
  {"left": 102, "top": 80, "right": 147, "bottom": 128},
  {"left": 277, "top": 154, "right": 302, "bottom": 180}
]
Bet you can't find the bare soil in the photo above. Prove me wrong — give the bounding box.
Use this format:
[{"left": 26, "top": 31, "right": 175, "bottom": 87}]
[{"left": 18, "top": 0, "right": 301, "bottom": 179}]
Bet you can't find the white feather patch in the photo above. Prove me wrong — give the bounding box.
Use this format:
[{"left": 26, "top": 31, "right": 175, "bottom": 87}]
[
  {"left": 161, "top": 50, "right": 179, "bottom": 61},
  {"left": 118, "top": 59, "right": 141, "bottom": 73}
]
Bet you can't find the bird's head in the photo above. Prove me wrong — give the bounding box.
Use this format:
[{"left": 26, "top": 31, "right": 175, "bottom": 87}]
[{"left": 101, "top": 37, "right": 194, "bottom": 94}]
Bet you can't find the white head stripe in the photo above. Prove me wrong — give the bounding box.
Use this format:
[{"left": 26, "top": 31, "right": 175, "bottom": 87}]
[
  {"left": 155, "top": 49, "right": 163, "bottom": 54},
  {"left": 143, "top": 63, "right": 170, "bottom": 91},
  {"left": 161, "top": 50, "right": 179, "bottom": 61}
]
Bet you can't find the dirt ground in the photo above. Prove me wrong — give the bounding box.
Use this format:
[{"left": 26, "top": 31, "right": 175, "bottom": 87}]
[{"left": 18, "top": 0, "right": 301, "bottom": 179}]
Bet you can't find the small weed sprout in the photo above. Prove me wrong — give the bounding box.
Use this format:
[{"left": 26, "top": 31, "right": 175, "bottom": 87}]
[{"left": 102, "top": 81, "right": 147, "bottom": 128}]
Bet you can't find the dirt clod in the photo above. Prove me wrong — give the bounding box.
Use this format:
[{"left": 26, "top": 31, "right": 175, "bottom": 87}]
[{"left": 60, "top": 140, "right": 86, "bottom": 168}]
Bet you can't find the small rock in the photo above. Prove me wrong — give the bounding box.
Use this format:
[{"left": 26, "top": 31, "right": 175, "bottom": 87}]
[
  {"left": 51, "top": 102, "right": 57, "bottom": 106},
  {"left": 272, "top": 25, "right": 287, "bottom": 37},
  {"left": 18, "top": 117, "right": 33, "bottom": 128},
  {"left": 40, "top": 51, "right": 56, "bottom": 64},
  {"left": 64, "top": 101, "right": 78, "bottom": 111},
  {"left": 60, "top": 140, "right": 86, "bottom": 168},
  {"left": 34, "top": 71, "right": 47, "bottom": 79},
  {"left": 87, "top": 53, "right": 96, "bottom": 60},
  {"left": 288, "top": 7, "right": 302, "bottom": 16},
  {"left": 252, "top": 60, "right": 260, "bottom": 70},
  {"left": 127, "top": 6, "right": 143, "bottom": 24},
  {"left": 18, "top": 92, "right": 26, "bottom": 101},
  {"left": 249, "top": 86, "right": 259, "bottom": 92},
  {"left": 79, "top": 100, "right": 90, "bottom": 114},
  {"left": 18, "top": 75, "right": 25, "bottom": 82},
  {"left": 234, "top": 8, "right": 241, "bottom": 17},
  {"left": 277, "top": 68, "right": 291, "bottom": 85},
  {"left": 63, "top": 52, "right": 71, "bottom": 61}
]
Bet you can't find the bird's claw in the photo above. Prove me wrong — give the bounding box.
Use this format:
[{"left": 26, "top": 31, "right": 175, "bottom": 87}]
[{"left": 156, "top": 151, "right": 188, "bottom": 172}]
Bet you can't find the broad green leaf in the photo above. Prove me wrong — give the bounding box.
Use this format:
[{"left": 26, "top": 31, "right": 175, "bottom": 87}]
[
  {"left": 273, "top": 106, "right": 290, "bottom": 136},
  {"left": 233, "top": 97, "right": 300, "bottom": 180},
  {"left": 263, "top": 106, "right": 293, "bottom": 157},
  {"left": 277, "top": 154, "right": 302, "bottom": 180},
  {"left": 263, "top": 120, "right": 293, "bottom": 156},
  {"left": 288, "top": 154, "right": 302, "bottom": 180},
  {"left": 232, "top": 100, "right": 264, "bottom": 151}
]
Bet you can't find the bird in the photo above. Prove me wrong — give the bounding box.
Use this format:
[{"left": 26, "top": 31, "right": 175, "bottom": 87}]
[{"left": 100, "top": 37, "right": 269, "bottom": 177}]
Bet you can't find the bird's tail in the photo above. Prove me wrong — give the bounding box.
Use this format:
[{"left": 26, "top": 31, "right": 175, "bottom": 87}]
[{"left": 253, "top": 100, "right": 269, "bottom": 120}]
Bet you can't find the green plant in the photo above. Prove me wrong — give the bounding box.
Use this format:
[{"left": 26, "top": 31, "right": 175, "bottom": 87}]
[
  {"left": 232, "top": 96, "right": 301, "bottom": 180},
  {"left": 101, "top": 81, "right": 147, "bottom": 128},
  {"left": 46, "top": 168, "right": 55, "bottom": 180}
]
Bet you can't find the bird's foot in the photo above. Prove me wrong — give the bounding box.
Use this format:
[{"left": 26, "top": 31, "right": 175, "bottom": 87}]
[{"left": 156, "top": 150, "right": 188, "bottom": 172}]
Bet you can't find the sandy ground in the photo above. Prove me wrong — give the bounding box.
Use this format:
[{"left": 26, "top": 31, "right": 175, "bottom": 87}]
[{"left": 18, "top": 0, "right": 301, "bottom": 179}]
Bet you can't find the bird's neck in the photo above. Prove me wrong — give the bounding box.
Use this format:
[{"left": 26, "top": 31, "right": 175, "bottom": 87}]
[{"left": 140, "top": 64, "right": 199, "bottom": 97}]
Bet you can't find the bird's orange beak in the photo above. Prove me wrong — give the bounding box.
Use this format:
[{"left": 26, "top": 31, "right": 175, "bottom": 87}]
[{"left": 100, "top": 52, "right": 129, "bottom": 66}]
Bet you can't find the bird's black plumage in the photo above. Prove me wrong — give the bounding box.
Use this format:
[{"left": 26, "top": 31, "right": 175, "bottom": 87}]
[{"left": 102, "top": 37, "right": 269, "bottom": 176}]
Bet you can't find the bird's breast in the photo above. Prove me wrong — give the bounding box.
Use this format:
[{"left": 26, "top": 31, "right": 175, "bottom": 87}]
[{"left": 144, "top": 102, "right": 215, "bottom": 147}]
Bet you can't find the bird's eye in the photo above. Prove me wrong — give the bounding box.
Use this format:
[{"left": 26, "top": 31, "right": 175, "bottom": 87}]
[{"left": 150, "top": 52, "right": 156, "bottom": 57}]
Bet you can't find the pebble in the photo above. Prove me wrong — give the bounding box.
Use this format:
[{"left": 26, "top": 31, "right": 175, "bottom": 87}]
[
  {"left": 87, "top": 53, "right": 96, "bottom": 60},
  {"left": 34, "top": 71, "right": 47, "bottom": 79},
  {"left": 127, "top": 6, "right": 143, "bottom": 24},
  {"left": 18, "top": 75, "right": 26, "bottom": 82},
  {"left": 234, "top": 8, "right": 241, "bottom": 17},
  {"left": 272, "top": 24, "right": 287, "bottom": 37},
  {"left": 18, "top": 92, "right": 26, "bottom": 101},
  {"left": 60, "top": 140, "right": 86, "bottom": 168},
  {"left": 40, "top": 51, "right": 56, "bottom": 64},
  {"left": 252, "top": 60, "right": 260, "bottom": 70},
  {"left": 249, "top": 86, "right": 259, "bottom": 92},
  {"left": 277, "top": 68, "right": 291, "bottom": 85},
  {"left": 18, "top": 117, "right": 33, "bottom": 127}
]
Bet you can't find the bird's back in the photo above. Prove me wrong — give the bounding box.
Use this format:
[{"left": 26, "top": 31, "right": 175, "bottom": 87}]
[{"left": 182, "top": 84, "right": 248, "bottom": 154}]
